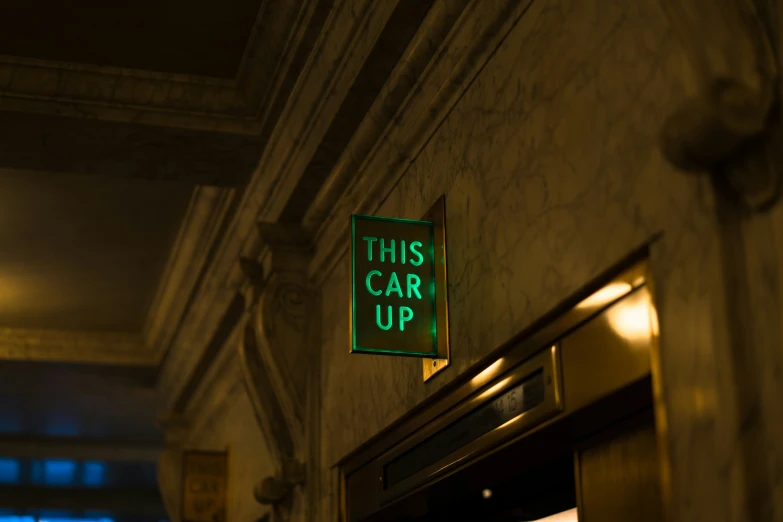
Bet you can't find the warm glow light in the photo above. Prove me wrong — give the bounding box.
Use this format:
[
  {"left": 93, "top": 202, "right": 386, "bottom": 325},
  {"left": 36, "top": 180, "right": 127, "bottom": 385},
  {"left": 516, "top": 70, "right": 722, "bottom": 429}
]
[
  {"left": 471, "top": 358, "right": 505, "bottom": 387},
  {"left": 481, "top": 488, "right": 493, "bottom": 499},
  {"left": 607, "top": 296, "right": 652, "bottom": 342},
  {"left": 497, "top": 412, "right": 525, "bottom": 431},
  {"left": 477, "top": 377, "right": 512, "bottom": 401},
  {"left": 531, "top": 508, "right": 578, "bottom": 522},
  {"left": 576, "top": 283, "right": 632, "bottom": 310}
]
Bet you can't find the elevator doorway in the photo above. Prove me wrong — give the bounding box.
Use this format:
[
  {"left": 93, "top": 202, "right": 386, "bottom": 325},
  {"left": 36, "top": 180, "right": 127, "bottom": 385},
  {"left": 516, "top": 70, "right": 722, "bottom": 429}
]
[
  {"left": 411, "top": 407, "right": 661, "bottom": 522},
  {"left": 340, "top": 257, "right": 665, "bottom": 522}
]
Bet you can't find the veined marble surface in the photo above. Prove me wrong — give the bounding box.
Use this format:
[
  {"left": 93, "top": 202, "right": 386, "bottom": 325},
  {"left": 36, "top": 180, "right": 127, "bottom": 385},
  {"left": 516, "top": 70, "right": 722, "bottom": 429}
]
[{"left": 319, "top": 0, "right": 742, "bottom": 520}]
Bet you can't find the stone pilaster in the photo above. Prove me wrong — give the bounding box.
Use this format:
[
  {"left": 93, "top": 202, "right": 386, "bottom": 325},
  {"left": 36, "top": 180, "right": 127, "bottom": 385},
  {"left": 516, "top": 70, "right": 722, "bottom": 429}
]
[{"left": 656, "top": 1, "right": 783, "bottom": 520}]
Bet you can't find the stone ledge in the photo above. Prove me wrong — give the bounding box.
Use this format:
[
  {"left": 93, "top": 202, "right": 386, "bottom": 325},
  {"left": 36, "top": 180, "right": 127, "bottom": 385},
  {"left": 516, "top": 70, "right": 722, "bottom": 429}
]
[
  {"left": 145, "top": 186, "right": 237, "bottom": 362},
  {"left": 0, "top": 328, "right": 151, "bottom": 364}
]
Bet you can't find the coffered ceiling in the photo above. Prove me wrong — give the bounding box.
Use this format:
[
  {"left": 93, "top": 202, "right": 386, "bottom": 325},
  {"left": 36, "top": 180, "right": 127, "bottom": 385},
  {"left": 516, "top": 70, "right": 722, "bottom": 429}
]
[
  {"left": 0, "top": 0, "right": 321, "bottom": 367},
  {"left": 0, "top": 1, "right": 263, "bottom": 78},
  {"left": 0, "top": 0, "right": 312, "bottom": 157}
]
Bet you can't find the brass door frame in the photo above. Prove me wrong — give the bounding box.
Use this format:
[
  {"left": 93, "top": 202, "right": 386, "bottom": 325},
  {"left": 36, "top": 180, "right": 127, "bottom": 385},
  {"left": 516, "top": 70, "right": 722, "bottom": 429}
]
[
  {"left": 339, "top": 241, "right": 661, "bottom": 522},
  {"left": 377, "top": 345, "right": 563, "bottom": 505}
]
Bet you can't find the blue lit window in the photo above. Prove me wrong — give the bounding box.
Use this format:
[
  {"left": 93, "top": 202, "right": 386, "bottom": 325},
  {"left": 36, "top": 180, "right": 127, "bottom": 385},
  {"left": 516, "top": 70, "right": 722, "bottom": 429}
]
[
  {"left": 30, "top": 460, "right": 43, "bottom": 484},
  {"left": 42, "top": 460, "right": 77, "bottom": 485},
  {"left": 81, "top": 462, "right": 105, "bottom": 486},
  {"left": 0, "top": 458, "right": 19, "bottom": 483},
  {"left": 35, "top": 512, "right": 71, "bottom": 519},
  {"left": 38, "top": 519, "right": 113, "bottom": 522},
  {"left": 38, "top": 518, "right": 113, "bottom": 522},
  {"left": 0, "top": 517, "right": 35, "bottom": 522}
]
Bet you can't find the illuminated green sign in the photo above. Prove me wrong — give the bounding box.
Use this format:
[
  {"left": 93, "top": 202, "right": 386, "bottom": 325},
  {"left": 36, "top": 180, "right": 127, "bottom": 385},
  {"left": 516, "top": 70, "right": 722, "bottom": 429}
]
[{"left": 350, "top": 214, "right": 439, "bottom": 357}]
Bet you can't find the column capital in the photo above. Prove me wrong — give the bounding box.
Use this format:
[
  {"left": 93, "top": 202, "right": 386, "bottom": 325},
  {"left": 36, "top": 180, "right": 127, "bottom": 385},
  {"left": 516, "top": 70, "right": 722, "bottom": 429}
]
[
  {"left": 239, "top": 222, "right": 314, "bottom": 305},
  {"left": 657, "top": 0, "right": 780, "bottom": 211}
]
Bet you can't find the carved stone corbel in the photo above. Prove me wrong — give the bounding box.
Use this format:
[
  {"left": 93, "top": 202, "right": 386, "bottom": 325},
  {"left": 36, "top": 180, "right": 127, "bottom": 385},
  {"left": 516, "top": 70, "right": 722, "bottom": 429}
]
[
  {"left": 253, "top": 458, "right": 306, "bottom": 520},
  {"left": 237, "top": 222, "right": 316, "bottom": 521},
  {"left": 658, "top": 0, "right": 781, "bottom": 210}
]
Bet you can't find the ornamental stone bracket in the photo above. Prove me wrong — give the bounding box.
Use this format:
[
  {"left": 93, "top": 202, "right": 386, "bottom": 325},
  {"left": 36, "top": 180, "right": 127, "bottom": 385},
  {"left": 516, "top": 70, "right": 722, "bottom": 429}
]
[
  {"left": 657, "top": 0, "right": 782, "bottom": 212},
  {"left": 237, "top": 222, "right": 317, "bottom": 520},
  {"left": 253, "top": 459, "right": 307, "bottom": 522}
]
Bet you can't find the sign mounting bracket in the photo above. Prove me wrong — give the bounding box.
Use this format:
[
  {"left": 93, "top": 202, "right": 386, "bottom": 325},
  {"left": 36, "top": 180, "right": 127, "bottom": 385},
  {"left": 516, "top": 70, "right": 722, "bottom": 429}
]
[
  {"left": 422, "top": 195, "right": 450, "bottom": 382},
  {"left": 349, "top": 194, "right": 450, "bottom": 381}
]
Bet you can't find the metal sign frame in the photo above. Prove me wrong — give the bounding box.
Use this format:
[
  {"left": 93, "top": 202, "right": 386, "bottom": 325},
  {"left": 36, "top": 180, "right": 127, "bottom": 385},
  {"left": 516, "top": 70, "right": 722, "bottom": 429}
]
[{"left": 349, "top": 195, "right": 450, "bottom": 376}]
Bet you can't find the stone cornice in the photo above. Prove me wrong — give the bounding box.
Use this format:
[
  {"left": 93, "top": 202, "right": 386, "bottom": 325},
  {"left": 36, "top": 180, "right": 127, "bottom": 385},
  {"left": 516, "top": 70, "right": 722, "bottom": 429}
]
[
  {"left": 0, "top": 435, "right": 163, "bottom": 461},
  {"left": 183, "top": 318, "right": 246, "bottom": 440},
  {"left": 144, "top": 186, "right": 236, "bottom": 362},
  {"left": 300, "top": 0, "right": 472, "bottom": 230},
  {"left": 0, "top": 0, "right": 314, "bottom": 134},
  {"left": 157, "top": 0, "right": 400, "bottom": 411},
  {"left": 307, "top": 0, "right": 536, "bottom": 285},
  {"left": 0, "top": 328, "right": 150, "bottom": 364}
]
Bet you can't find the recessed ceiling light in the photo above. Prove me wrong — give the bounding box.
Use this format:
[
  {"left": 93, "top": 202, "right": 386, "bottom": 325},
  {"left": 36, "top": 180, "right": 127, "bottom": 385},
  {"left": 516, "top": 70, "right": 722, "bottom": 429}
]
[{"left": 481, "top": 488, "right": 493, "bottom": 499}]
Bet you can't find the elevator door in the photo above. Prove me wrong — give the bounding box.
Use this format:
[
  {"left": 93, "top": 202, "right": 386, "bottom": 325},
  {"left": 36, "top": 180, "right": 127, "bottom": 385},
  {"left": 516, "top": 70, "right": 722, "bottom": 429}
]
[
  {"left": 408, "top": 411, "right": 661, "bottom": 522},
  {"left": 339, "top": 260, "right": 663, "bottom": 522},
  {"left": 411, "top": 449, "right": 577, "bottom": 522},
  {"left": 576, "top": 415, "right": 663, "bottom": 522}
]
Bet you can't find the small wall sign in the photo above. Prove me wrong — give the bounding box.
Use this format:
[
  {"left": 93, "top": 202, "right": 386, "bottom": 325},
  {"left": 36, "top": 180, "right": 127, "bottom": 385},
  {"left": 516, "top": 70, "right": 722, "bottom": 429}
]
[
  {"left": 181, "top": 450, "right": 228, "bottom": 522},
  {"left": 350, "top": 197, "right": 449, "bottom": 361}
]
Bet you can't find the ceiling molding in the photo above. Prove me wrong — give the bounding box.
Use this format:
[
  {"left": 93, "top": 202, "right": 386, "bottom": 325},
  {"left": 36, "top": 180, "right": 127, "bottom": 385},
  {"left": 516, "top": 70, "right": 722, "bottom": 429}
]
[
  {"left": 0, "top": 434, "right": 163, "bottom": 461},
  {"left": 301, "top": 0, "right": 471, "bottom": 231},
  {"left": 0, "top": 93, "right": 259, "bottom": 135},
  {"left": 0, "top": 56, "right": 253, "bottom": 134},
  {"left": 144, "top": 186, "right": 237, "bottom": 361},
  {"left": 0, "top": 328, "right": 152, "bottom": 364},
  {"left": 0, "top": 0, "right": 315, "bottom": 134},
  {"left": 307, "top": 0, "right": 536, "bottom": 285},
  {"left": 156, "top": 0, "right": 400, "bottom": 409}
]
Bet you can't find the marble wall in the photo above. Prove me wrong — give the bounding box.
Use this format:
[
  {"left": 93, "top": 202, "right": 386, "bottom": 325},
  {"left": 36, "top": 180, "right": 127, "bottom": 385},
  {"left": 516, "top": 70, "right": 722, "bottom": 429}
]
[
  {"left": 319, "top": 0, "right": 735, "bottom": 519},
  {"left": 185, "top": 382, "right": 275, "bottom": 522},
  {"left": 161, "top": 0, "right": 783, "bottom": 520}
]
